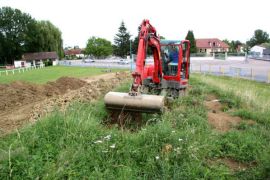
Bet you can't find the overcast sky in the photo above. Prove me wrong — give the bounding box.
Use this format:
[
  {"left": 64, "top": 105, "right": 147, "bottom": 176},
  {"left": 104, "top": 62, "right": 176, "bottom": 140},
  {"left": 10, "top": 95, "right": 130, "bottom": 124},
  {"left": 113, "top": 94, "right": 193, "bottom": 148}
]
[{"left": 1, "top": 0, "right": 269, "bottom": 48}]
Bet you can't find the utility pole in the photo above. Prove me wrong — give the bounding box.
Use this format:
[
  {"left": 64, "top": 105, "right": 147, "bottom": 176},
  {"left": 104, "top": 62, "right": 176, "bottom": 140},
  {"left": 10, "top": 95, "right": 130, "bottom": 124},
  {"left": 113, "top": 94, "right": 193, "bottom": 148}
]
[{"left": 130, "top": 40, "right": 133, "bottom": 72}]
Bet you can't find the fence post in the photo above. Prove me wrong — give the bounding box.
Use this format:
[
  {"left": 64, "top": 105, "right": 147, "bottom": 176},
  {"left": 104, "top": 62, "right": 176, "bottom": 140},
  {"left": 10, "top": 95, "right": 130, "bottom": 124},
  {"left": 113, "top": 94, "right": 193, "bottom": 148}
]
[
  {"left": 6, "top": 70, "right": 8, "bottom": 75},
  {"left": 237, "top": 68, "right": 240, "bottom": 78},
  {"left": 200, "top": 64, "right": 202, "bottom": 73},
  {"left": 268, "top": 71, "right": 270, "bottom": 83},
  {"left": 13, "top": 69, "right": 15, "bottom": 75}
]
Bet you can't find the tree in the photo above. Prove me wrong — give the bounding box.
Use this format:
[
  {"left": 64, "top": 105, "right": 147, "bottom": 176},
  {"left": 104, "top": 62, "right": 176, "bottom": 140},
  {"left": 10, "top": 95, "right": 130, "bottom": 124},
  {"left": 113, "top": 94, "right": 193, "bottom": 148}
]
[
  {"left": 85, "top": 36, "right": 113, "bottom": 58},
  {"left": 223, "top": 39, "right": 242, "bottom": 52},
  {"left": 0, "top": 7, "right": 33, "bottom": 64},
  {"left": 185, "top": 30, "right": 196, "bottom": 53},
  {"left": 0, "top": 7, "right": 64, "bottom": 65},
  {"left": 114, "top": 21, "right": 131, "bottom": 57},
  {"left": 247, "top": 29, "right": 270, "bottom": 47},
  {"left": 25, "top": 20, "right": 64, "bottom": 58},
  {"left": 132, "top": 25, "right": 141, "bottom": 54}
]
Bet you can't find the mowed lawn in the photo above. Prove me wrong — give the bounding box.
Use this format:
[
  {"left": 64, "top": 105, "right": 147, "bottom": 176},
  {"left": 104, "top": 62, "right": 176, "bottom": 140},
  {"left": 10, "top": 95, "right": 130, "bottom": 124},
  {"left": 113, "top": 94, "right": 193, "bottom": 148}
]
[{"left": 0, "top": 66, "right": 125, "bottom": 84}]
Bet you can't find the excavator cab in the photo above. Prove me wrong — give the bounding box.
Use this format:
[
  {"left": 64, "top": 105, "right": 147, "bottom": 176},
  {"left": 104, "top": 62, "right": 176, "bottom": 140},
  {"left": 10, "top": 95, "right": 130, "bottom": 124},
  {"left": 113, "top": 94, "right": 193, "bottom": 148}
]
[{"left": 160, "top": 40, "right": 190, "bottom": 79}]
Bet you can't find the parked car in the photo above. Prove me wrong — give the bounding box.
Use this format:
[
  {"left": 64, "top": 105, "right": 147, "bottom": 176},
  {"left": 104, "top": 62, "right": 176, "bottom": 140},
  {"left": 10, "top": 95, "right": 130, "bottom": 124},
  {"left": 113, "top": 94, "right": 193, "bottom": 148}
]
[
  {"left": 84, "top": 59, "right": 95, "bottom": 63},
  {"left": 118, "top": 59, "right": 129, "bottom": 65}
]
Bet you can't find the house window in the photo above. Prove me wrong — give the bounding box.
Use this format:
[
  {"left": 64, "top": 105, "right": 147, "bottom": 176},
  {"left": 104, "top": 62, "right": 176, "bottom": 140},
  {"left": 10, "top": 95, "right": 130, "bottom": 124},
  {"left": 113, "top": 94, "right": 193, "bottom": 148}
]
[
  {"left": 213, "top": 42, "right": 216, "bottom": 47},
  {"left": 205, "top": 49, "right": 207, "bottom": 52},
  {"left": 200, "top": 49, "right": 202, "bottom": 52}
]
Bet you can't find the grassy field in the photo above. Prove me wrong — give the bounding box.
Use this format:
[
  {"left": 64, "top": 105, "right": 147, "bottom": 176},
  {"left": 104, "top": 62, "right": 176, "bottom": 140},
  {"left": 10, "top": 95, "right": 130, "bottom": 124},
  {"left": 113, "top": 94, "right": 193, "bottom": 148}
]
[
  {"left": 193, "top": 74, "right": 270, "bottom": 125},
  {"left": 0, "top": 75, "right": 269, "bottom": 178},
  {"left": 0, "top": 66, "right": 125, "bottom": 84}
]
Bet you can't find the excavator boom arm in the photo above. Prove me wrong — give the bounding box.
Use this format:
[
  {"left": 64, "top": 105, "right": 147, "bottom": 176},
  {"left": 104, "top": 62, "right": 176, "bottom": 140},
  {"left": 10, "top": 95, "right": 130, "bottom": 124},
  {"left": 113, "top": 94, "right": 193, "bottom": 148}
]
[{"left": 131, "top": 19, "right": 162, "bottom": 92}]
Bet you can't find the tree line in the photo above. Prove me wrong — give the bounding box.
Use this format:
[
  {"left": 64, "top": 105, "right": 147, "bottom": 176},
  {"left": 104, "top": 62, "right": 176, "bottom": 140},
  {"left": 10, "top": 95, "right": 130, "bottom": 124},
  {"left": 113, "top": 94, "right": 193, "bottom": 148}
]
[
  {"left": 88, "top": 24, "right": 270, "bottom": 59},
  {"left": 0, "top": 7, "right": 63, "bottom": 65},
  {"left": 1, "top": 6, "right": 270, "bottom": 64}
]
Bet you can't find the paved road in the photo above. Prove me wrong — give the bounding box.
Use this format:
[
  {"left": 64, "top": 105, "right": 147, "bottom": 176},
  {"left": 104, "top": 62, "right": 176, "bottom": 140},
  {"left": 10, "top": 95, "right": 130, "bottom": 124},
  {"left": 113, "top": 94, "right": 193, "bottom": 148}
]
[{"left": 59, "top": 58, "right": 270, "bottom": 83}]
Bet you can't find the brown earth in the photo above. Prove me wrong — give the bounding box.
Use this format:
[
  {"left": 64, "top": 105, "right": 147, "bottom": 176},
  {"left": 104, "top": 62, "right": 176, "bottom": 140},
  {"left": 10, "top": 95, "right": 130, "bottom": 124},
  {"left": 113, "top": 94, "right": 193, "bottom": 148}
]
[
  {"left": 0, "top": 72, "right": 130, "bottom": 136},
  {"left": 208, "top": 158, "right": 253, "bottom": 172},
  {"left": 205, "top": 95, "right": 241, "bottom": 132}
]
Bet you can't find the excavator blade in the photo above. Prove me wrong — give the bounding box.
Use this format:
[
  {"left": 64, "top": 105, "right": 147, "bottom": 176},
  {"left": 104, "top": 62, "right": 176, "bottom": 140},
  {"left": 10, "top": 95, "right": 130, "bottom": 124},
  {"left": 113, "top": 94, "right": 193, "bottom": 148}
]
[{"left": 104, "top": 92, "right": 165, "bottom": 113}]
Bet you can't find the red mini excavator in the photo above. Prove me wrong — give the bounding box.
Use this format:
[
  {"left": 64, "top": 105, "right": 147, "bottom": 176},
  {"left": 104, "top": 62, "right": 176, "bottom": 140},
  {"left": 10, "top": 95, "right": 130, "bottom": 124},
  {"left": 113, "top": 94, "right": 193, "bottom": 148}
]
[{"left": 105, "top": 19, "right": 190, "bottom": 114}]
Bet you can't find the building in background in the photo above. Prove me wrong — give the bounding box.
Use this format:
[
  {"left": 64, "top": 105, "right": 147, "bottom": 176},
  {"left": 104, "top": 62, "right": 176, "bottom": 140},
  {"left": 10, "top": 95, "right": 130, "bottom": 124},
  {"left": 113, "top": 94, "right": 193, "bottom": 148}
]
[
  {"left": 196, "top": 38, "right": 229, "bottom": 54},
  {"left": 64, "top": 48, "right": 84, "bottom": 59},
  {"left": 249, "top": 44, "right": 270, "bottom": 60},
  {"left": 22, "top": 52, "right": 59, "bottom": 66}
]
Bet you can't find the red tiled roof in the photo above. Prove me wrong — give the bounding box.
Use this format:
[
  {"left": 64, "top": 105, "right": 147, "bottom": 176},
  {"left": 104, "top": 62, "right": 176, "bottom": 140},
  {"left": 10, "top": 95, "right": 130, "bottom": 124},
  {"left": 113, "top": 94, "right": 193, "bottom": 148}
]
[
  {"left": 64, "top": 49, "right": 83, "bottom": 55},
  {"left": 196, "top": 38, "right": 229, "bottom": 48},
  {"left": 23, "top": 52, "right": 58, "bottom": 60}
]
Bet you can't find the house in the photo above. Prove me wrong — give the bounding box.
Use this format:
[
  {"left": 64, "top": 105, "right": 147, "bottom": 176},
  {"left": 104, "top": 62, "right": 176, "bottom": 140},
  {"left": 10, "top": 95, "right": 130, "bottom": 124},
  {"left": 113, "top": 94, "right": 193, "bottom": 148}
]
[
  {"left": 237, "top": 44, "right": 244, "bottom": 53},
  {"left": 64, "top": 49, "right": 84, "bottom": 59},
  {"left": 14, "top": 60, "right": 30, "bottom": 68},
  {"left": 196, "top": 38, "right": 229, "bottom": 54},
  {"left": 22, "top": 51, "right": 59, "bottom": 66},
  {"left": 250, "top": 44, "right": 270, "bottom": 58}
]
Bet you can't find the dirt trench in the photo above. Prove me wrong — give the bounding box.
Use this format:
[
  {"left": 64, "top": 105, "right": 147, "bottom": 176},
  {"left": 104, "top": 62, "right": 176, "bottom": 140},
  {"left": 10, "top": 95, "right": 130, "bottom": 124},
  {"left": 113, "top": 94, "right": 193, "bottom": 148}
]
[
  {"left": 0, "top": 72, "right": 130, "bottom": 136},
  {"left": 204, "top": 95, "right": 243, "bottom": 132}
]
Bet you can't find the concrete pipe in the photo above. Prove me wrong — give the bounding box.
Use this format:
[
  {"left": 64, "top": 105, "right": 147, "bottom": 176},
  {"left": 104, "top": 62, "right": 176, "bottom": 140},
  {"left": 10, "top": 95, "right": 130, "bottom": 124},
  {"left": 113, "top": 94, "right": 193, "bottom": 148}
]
[{"left": 104, "top": 92, "right": 165, "bottom": 113}]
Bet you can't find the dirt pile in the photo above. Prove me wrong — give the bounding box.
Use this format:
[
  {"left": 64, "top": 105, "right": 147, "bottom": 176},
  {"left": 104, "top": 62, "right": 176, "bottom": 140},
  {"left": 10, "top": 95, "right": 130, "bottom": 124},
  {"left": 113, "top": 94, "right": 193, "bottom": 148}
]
[
  {"left": 30, "top": 73, "right": 130, "bottom": 121},
  {"left": 0, "top": 77, "right": 87, "bottom": 114},
  {"left": 0, "top": 72, "right": 130, "bottom": 135}
]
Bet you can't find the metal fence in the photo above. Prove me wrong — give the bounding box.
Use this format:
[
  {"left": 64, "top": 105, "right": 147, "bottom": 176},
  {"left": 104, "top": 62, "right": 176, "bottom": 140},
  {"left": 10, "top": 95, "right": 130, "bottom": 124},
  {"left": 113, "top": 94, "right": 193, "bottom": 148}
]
[
  {"left": 190, "top": 64, "right": 270, "bottom": 83},
  {"left": 0, "top": 65, "right": 45, "bottom": 76}
]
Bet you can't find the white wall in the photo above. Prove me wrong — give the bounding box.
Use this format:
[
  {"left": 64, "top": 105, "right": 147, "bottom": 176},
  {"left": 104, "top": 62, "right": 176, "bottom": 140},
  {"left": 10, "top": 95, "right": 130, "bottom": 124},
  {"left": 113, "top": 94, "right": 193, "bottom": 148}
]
[
  {"left": 53, "top": 59, "right": 59, "bottom": 66},
  {"left": 14, "top": 61, "right": 22, "bottom": 68},
  {"left": 250, "top": 46, "right": 265, "bottom": 57}
]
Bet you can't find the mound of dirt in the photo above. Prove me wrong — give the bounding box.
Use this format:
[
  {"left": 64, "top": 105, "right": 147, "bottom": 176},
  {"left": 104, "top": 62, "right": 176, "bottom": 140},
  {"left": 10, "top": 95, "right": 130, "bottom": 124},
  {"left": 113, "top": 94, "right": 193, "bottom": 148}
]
[
  {"left": 0, "top": 72, "right": 130, "bottom": 135},
  {"left": 30, "top": 73, "right": 130, "bottom": 121},
  {"left": 0, "top": 77, "right": 87, "bottom": 114}
]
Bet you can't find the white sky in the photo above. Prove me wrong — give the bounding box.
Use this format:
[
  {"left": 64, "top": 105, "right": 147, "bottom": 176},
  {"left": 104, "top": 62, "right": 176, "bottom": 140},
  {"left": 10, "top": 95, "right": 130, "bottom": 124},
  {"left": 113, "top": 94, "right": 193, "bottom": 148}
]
[{"left": 1, "top": 0, "right": 269, "bottom": 48}]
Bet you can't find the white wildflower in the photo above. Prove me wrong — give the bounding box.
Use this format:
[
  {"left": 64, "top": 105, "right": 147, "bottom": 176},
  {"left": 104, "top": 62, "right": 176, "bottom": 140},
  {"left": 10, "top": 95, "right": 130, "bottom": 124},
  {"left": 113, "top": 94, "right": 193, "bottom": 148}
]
[
  {"left": 155, "top": 156, "right": 160, "bottom": 160},
  {"left": 94, "top": 140, "right": 103, "bottom": 144},
  {"left": 109, "top": 144, "right": 116, "bottom": 149},
  {"left": 172, "top": 130, "right": 175, "bottom": 133},
  {"left": 104, "top": 134, "right": 111, "bottom": 140},
  {"left": 102, "top": 150, "right": 108, "bottom": 153},
  {"left": 178, "top": 138, "right": 183, "bottom": 142}
]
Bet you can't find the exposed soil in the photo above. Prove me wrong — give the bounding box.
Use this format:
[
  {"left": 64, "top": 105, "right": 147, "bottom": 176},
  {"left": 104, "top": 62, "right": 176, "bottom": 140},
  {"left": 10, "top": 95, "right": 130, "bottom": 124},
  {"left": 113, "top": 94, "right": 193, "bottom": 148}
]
[
  {"left": 0, "top": 72, "right": 130, "bottom": 136},
  {"left": 208, "top": 158, "right": 254, "bottom": 172},
  {"left": 0, "top": 77, "right": 87, "bottom": 114},
  {"left": 205, "top": 95, "right": 241, "bottom": 132}
]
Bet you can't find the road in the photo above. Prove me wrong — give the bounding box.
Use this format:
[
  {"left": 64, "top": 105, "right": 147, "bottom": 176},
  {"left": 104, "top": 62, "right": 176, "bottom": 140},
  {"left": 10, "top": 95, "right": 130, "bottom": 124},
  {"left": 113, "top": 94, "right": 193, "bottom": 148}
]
[{"left": 59, "top": 58, "right": 270, "bottom": 83}]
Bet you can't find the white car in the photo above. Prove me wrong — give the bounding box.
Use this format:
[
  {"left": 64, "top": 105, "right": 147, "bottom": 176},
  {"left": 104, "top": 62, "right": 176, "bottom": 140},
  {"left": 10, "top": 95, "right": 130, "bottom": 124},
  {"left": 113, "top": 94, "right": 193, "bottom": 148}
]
[
  {"left": 118, "top": 59, "right": 129, "bottom": 65},
  {"left": 84, "top": 59, "right": 95, "bottom": 63}
]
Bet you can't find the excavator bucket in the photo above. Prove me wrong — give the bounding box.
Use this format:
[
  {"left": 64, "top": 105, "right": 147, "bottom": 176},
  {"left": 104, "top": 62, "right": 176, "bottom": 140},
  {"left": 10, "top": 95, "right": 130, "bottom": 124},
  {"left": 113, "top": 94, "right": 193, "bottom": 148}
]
[{"left": 104, "top": 92, "right": 165, "bottom": 113}]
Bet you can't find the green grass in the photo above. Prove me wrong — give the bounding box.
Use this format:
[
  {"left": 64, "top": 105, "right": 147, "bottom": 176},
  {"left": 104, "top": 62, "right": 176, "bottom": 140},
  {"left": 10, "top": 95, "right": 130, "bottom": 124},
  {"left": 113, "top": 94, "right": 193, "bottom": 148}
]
[
  {"left": 0, "top": 66, "right": 125, "bottom": 84},
  {"left": 0, "top": 75, "right": 270, "bottom": 178},
  {"left": 192, "top": 74, "right": 270, "bottom": 126}
]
